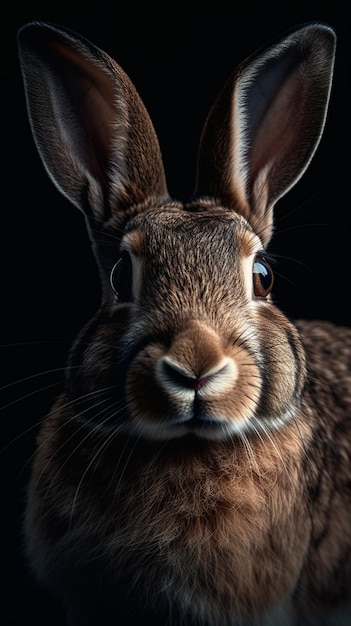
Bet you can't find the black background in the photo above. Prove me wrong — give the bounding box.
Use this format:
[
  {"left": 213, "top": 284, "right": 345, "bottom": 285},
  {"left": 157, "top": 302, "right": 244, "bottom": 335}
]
[{"left": 1, "top": 2, "right": 350, "bottom": 625}]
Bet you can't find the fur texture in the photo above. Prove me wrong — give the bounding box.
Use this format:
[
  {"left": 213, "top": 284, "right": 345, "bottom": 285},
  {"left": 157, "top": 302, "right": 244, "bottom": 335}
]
[{"left": 18, "top": 21, "right": 350, "bottom": 625}]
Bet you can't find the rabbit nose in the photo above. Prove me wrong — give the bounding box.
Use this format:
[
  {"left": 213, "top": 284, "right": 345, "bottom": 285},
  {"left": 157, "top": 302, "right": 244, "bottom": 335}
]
[
  {"left": 155, "top": 321, "right": 237, "bottom": 399},
  {"left": 159, "top": 358, "right": 201, "bottom": 391},
  {"left": 157, "top": 356, "right": 237, "bottom": 398}
]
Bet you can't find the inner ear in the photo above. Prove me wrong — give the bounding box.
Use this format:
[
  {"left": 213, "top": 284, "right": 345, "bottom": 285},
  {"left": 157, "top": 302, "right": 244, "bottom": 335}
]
[
  {"left": 48, "top": 40, "right": 118, "bottom": 189},
  {"left": 247, "top": 61, "right": 308, "bottom": 207}
]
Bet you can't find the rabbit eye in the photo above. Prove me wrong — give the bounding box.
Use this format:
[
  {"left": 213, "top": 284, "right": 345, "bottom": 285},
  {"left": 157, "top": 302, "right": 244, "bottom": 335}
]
[
  {"left": 110, "top": 251, "right": 133, "bottom": 302},
  {"left": 252, "top": 256, "right": 274, "bottom": 298}
]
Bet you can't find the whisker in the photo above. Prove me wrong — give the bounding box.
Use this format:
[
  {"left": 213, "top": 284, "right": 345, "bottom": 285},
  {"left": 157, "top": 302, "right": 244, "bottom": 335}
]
[
  {"left": 24, "top": 388, "right": 120, "bottom": 484},
  {"left": 1, "top": 381, "right": 61, "bottom": 413},
  {"left": 0, "top": 365, "right": 69, "bottom": 396},
  {"left": 0, "top": 365, "right": 89, "bottom": 455},
  {"left": 69, "top": 425, "right": 121, "bottom": 525},
  {"left": 110, "top": 432, "right": 143, "bottom": 506},
  {"left": 250, "top": 420, "right": 295, "bottom": 489},
  {"left": 239, "top": 430, "right": 260, "bottom": 475}
]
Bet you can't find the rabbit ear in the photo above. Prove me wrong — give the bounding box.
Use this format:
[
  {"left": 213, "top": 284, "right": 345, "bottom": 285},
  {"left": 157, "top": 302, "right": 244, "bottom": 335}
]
[
  {"left": 18, "top": 22, "right": 168, "bottom": 222},
  {"left": 195, "top": 24, "right": 336, "bottom": 246}
]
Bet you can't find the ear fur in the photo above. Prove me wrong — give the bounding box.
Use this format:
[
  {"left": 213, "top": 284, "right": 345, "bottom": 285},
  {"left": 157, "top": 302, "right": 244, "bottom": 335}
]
[
  {"left": 18, "top": 22, "right": 336, "bottom": 248},
  {"left": 18, "top": 22, "right": 168, "bottom": 222},
  {"left": 195, "top": 23, "right": 336, "bottom": 246}
]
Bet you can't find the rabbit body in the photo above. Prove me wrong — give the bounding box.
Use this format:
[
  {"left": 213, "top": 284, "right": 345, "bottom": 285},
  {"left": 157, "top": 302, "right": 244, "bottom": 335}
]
[
  {"left": 27, "top": 317, "right": 351, "bottom": 626},
  {"left": 18, "top": 21, "right": 351, "bottom": 626}
]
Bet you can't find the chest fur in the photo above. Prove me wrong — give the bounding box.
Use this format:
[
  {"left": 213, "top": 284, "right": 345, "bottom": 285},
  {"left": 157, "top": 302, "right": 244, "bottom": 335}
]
[{"left": 27, "top": 419, "right": 311, "bottom": 620}]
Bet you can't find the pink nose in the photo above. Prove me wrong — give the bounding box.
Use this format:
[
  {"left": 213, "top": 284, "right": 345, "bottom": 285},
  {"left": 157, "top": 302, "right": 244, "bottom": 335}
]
[
  {"left": 193, "top": 377, "right": 208, "bottom": 392},
  {"left": 155, "top": 320, "right": 238, "bottom": 400},
  {"left": 157, "top": 354, "right": 237, "bottom": 400},
  {"left": 160, "top": 358, "right": 216, "bottom": 391}
]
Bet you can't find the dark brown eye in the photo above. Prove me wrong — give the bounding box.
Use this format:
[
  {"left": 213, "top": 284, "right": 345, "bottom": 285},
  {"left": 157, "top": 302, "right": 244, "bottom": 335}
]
[
  {"left": 110, "top": 251, "right": 133, "bottom": 302},
  {"left": 253, "top": 256, "right": 274, "bottom": 298}
]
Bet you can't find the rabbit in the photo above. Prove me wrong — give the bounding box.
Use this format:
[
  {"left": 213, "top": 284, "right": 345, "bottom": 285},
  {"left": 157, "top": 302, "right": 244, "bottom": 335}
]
[{"left": 17, "top": 20, "right": 351, "bottom": 626}]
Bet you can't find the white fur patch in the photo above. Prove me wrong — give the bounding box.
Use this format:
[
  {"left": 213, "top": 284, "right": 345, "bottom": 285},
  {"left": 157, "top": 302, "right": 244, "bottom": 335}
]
[{"left": 156, "top": 355, "right": 237, "bottom": 400}]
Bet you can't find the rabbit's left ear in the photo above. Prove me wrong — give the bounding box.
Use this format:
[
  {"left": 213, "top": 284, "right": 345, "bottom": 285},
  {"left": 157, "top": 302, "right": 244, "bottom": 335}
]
[
  {"left": 195, "top": 24, "right": 336, "bottom": 246},
  {"left": 18, "top": 22, "right": 168, "bottom": 223}
]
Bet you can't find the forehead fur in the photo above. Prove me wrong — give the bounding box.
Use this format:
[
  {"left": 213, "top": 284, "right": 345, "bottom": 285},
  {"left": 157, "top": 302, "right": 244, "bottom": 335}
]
[
  {"left": 125, "top": 202, "right": 259, "bottom": 262},
  {"left": 119, "top": 202, "right": 262, "bottom": 322}
]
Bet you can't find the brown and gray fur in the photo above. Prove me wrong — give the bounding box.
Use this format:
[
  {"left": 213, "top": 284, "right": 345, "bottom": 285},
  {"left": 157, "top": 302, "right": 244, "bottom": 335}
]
[{"left": 18, "top": 21, "right": 351, "bottom": 626}]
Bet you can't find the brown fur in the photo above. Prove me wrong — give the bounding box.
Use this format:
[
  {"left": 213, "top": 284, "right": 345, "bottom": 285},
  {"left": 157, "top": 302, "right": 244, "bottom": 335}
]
[{"left": 18, "top": 21, "right": 350, "bottom": 626}]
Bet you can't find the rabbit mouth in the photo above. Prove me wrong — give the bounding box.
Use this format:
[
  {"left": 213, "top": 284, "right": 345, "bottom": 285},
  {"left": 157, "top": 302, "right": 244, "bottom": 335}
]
[
  {"left": 173, "top": 412, "right": 244, "bottom": 439},
  {"left": 126, "top": 404, "right": 297, "bottom": 441},
  {"left": 171, "top": 395, "right": 246, "bottom": 438},
  {"left": 127, "top": 401, "right": 251, "bottom": 441}
]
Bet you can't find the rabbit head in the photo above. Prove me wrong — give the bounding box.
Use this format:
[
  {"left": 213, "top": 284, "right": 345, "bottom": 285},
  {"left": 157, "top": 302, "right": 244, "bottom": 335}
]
[{"left": 18, "top": 22, "right": 335, "bottom": 444}]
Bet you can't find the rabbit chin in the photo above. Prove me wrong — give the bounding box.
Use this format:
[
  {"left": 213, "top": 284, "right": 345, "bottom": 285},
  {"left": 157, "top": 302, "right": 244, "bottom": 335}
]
[{"left": 125, "top": 408, "right": 296, "bottom": 442}]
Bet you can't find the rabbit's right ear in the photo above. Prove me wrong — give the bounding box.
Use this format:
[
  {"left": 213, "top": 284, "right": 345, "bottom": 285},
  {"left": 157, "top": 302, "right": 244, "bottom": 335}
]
[
  {"left": 18, "top": 22, "right": 168, "bottom": 222},
  {"left": 195, "top": 23, "right": 336, "bottom": 246}
]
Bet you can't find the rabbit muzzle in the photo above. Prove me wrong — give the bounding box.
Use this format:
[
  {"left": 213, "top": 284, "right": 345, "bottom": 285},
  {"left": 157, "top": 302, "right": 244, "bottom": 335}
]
[{"left": 125, "top": 318, "right": 263, "bottom": 441}]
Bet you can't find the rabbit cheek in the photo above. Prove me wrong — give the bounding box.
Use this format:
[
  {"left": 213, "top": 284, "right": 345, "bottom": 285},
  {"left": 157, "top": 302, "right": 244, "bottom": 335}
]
[
  {"left": 219, "top": 344, "right": 262, "bottom": 429},
  {"left": 255, "top": 307, "right": 307, "bottom": 427}
]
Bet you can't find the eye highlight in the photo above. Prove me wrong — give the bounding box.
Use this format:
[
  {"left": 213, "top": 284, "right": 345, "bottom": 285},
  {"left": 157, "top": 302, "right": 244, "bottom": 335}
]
[
  {"left": 252, "top": 256, "right": 274, "bottom": 298},
  {"left": 110, "top": 251, "right": 134, "bottom": 302}
]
